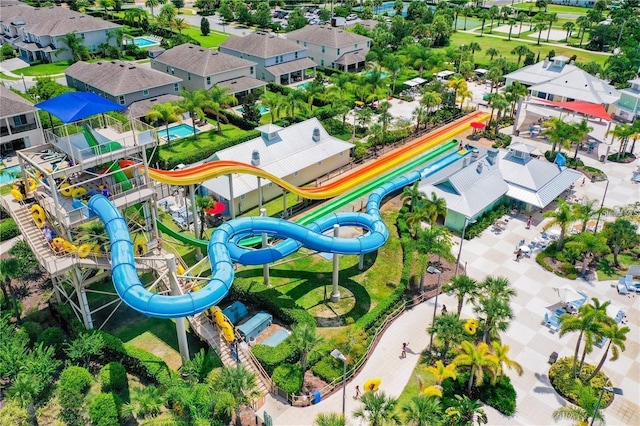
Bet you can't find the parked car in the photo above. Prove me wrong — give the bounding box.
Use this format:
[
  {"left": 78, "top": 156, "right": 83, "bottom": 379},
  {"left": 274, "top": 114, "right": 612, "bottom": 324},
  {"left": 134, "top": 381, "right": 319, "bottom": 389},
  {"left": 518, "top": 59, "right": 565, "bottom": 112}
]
[{"left": 346, "top": 13, "right": 358, "bottom": 21}]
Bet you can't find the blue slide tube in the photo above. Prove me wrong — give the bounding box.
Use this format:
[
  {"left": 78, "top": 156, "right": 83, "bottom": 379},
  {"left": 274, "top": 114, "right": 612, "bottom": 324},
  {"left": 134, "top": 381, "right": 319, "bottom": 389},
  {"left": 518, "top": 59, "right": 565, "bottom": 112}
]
[{"left": 88, "top": 149, "right": 468, "bottom": 319}]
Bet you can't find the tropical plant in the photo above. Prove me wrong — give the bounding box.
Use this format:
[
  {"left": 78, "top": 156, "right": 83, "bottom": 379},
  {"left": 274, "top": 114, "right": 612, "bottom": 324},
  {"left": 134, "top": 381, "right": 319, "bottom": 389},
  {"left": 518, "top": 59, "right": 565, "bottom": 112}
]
[
  {"left": 552, "top": 384, "right": 605, "bottom": 426},
  {"left": 177, "top": 89, "right": 211, "bottom": 140},
  {"left": 352, "top": 390, "right": 400, "bottom": 426},
  {"left": 122, "top": 385, "right": 164, "bottom": 419},
  {"left": 0, "top": 258, "right": 21, "bottom": 322},
  {"left": 208, "top": 85, "right": 238, "bottom": 132},
  {"left": 444, "top": 394, "right": 488, "bottom": 426},
  {"left": 63, "top": 331, "right": 104, "bottom": 367},
  {"left": 260, "top": 91, "right": 282, "bottom": 123},
  {"left": 510, "top": 45, "right": 532, "bottom": 67},
  {"left": 601, "top": 219, "right": 639, "bottom": 266},
  {"left": 542, "top": 198, "right": 575, "bottom": 249},
  {"left": 442, "top": 275, "right": 479, "bottom": 317},
  {"left": 314, "top": 412, "right": 346, "bottom": 426},
  {"left": 429, "top": 313, "right": 466, "bottom": 361},
  {"left": 426, "top": 361, "right": 458, "bottom": 386},
  {"left": 452, "top": 341, "right": 499, "bottom": 395},
  {"left": 447, "top": 77, "right": 467, "bottom": 109},
  {"left": 402, "top": 395, "right": 443, "bottom": 426},
  {"left": 401, "top": 182, "right": 425, "bottom": 213},
  {"left": 565, "top": 232, "right": 610, "bottom": 276},
  {"left": 146, "top": 102, "right": 181, "bottom": 146},
  {"left": 571, "top": 198, "right": 601, "bottom": 232},
  {"left": 58, "top": 32, "right": 89, "bottom": 62},
  {"left": 210, "top": 365, "right": 260, "bottom": 426},
  {"left": 420, "top": 192, "right": 448, "bottom": 225},
  {"left": 584, "top": 322, "right": 630, "bottom": 382},
  {"left": 490, "top": 341, "right": 523, "bottom": 377},
  {"left": 290, "top": 322, "right": 323, "bottom": 375},
  {"left": 383, "top": 54, "right": 403, "bottom": 93}
]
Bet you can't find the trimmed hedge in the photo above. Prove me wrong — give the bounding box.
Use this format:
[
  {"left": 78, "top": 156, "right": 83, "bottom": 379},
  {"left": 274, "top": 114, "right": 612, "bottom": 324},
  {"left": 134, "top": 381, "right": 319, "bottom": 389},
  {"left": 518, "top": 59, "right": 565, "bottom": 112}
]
[
  {"left": 272, "top": 363, "right": 303, "bottom": 394},
  {"left": 441, "top": 372, "right": 517, "bottom": 416},
  {"left": 0, "top": 218, "right": 19, "bottom": 241},
  {"left": 89, "top": 393, "right": 121, "bottom": 426},
  {"left": 251, "top": 340, "right": 298, "bottom": 375},
  {"left": 58, "top": 366, "right": 93, "bottom": 426},
  {"left": 100, "top": 361, "right": 127, "bottom": 392},
  {"left": 464, "top": 204, "right": 509, "bottom": 240}
]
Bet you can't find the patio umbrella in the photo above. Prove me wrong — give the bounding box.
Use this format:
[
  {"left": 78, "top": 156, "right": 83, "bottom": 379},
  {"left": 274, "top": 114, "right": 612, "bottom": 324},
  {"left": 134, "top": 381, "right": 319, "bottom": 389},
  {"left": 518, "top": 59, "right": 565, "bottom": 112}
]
[
  {"left": 470, "top": 122, "right": 485, "bottom": 130},
  {"left": 555, "top": 285, "right": 585, "bottom": 304},
  {"left": 206, "top": 201, "right": 226, "bottom": 215}
]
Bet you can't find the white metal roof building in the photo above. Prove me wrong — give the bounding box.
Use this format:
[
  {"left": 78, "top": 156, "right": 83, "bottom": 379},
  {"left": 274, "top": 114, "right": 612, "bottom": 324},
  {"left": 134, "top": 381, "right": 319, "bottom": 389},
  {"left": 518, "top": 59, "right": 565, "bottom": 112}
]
[{"left": 201, "top": 118, "right": 354, "bottom": 214}]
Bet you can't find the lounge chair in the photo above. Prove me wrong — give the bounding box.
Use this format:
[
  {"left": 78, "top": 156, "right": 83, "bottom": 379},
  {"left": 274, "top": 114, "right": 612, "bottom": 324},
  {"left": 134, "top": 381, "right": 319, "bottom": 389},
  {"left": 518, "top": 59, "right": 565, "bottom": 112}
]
[
  {"left": 618, "top": 275, "right": 636, "bottom": 293},
  {"left": 548, "top": 351, "right": 559, "bottom": 364},
  {"left": 544, "top": 312, "right": 560, "bottom": 332},
  {"left": 617, "top": 283, "right": 628, "bottom": 295}
]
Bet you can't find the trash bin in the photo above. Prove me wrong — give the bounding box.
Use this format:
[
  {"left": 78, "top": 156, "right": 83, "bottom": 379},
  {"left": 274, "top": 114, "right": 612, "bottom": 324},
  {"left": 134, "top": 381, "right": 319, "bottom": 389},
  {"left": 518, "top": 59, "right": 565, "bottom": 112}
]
[
  {"left": 312, "top": 391, "right": 321, "bottom": 404},
  {"left": 600, "top": 154, "right": 606, "bottom": 163},
  {"left": 515, "top": 129, "right": 520, "bottom": 136}
]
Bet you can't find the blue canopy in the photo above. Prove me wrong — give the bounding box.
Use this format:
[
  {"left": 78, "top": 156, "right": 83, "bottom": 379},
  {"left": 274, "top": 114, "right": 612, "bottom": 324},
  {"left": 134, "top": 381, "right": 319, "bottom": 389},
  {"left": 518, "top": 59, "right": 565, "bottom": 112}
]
[{"left": 35, "top": 92, "right": 126, "bottom": 123}]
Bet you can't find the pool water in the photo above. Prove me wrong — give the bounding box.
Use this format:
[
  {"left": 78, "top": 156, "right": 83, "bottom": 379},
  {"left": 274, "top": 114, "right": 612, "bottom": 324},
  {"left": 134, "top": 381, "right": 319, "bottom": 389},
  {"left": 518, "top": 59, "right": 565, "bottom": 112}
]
[
  {"left": 237, "top": 105, "right": 270, "bottom": 115},
  {"left": 262, "top": 329, "right": 290, "bottom": 347},
  {"left": 295, "top": 82, "right": 312, "bottom": 90},
  {"left": 162, "top": 124, "right": 200, "bottom": 141},
  {"left": 0, "top": 165, "right": 21, "bottom": 185},
  {"left": 355, "top": 1, "right": 411, "bottom": 17},
  {"left": 133, "top": 37, "right": 160, "bottom": 48},
  {"left": 363, "top": 70, "right": 389, "bottom": 78}
]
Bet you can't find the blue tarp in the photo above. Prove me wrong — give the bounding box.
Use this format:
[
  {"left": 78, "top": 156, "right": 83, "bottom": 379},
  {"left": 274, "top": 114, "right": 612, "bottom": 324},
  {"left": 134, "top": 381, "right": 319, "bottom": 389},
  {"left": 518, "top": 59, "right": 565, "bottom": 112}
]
[{"left": 35, "top": 92, "right": 126, "bottom": 123}]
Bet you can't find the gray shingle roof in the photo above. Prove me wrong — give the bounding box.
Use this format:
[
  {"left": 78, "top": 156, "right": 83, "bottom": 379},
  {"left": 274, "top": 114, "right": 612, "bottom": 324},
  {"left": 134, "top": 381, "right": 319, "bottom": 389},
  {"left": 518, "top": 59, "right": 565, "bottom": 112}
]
[
  {"left": 128, "top": 94, "right": 184, "bottom": 119},
  {"left": 66, "top": 60, "right": 182, "bottom": 96},
  {"left": 154, "top": 43, "right": 257, "bottom": 76},
  {"left": 266, "top": 57, "right": 316, "bottom": 77},
  {"left": 0, "top": 85, "right": 36, "bottom": 117},
  {"left": 220, "top": 32, "right": 302, "bottom": 58},
  {"left": 334, "top": 49, "right": 367, "bottom": 65},
  {"left": 217, "top": 76, "right": 267, "bottom": 93},
  {"left": 286, "top": 26, "right": 371, "bottom": 48},
  {"left": 0, "top": 2, "right": 120, "bottom": 36}
]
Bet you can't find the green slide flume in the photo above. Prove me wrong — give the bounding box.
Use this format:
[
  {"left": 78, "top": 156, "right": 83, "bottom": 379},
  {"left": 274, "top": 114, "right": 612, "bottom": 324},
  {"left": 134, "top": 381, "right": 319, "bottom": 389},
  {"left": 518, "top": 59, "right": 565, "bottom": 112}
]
[{"left": 81, "top": 124, "right": 132, "bottom": 191}]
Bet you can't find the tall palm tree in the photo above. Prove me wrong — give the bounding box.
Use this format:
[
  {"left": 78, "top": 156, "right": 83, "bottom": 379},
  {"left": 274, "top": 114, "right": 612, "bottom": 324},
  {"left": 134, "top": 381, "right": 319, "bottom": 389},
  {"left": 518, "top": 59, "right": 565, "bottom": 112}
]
[
  {"left": 563, "top": 21, "right": 575, "bottom": 41},
  {"left": 412, "top": 104, "right": 427, "bottom": 132},
  {"left": 452, "top": 341, "right": 499, "bottom": 395},
  {"left": 195, "top": 195, "right": 214, "bottom": 239},
  {"left": 259, "top": 91, "right": 282, "bottom": 123},
  {"left": 485, "top": 48, "right": 500, "bottom": 61},
  {"left": 534, "top": 22, "right": 548, "bottom": 45},
  {"left": 208, "top": 85, "right": 238, "bottom": 133},
  {"left": 605, "top": 122, "right": 634, "bottom": 161},
  {"left": 570, "top": 119, "right": 593, "bottom": 164},
  {"left": 504, "top": 81, "right": 527, "bottom": 117},
  {"left": 445, "top": 394, "right": 488, "bottom": 425},
  {"left": 401, "top": 181, "right": 425, "bottom": 213},
  {"left": 58, "top": 32, "right": 89, "bottom": 62},
  {"left": 98, "top": 0, "right": 115, "bottom": 20},
  {"left": 282, "top": 91, "right": 308, "bottom": 119},
  {"left": 171, "top": 17, "right": 189, "bottom": 35},
  {"left": 145, "top": 102, "right": 181, "bottom": 147},
  {"left": 210, "top": 365, "right": 260, "bottom": 426},
  {"left": 474, "top": 296, "right": 513, "bottom": 344},
  {"left": 383, "top": 54, "right": 403, "bottom": 94},
  {"left": 545, "top": 12, "right": 558, "bottom": 42},
  {"left": 420, "top": 91, "right": 442, "bottom": 118},
  {"left": 447, "top": 77, "right": 467, "bottom": 109},
  {"left": 290, "top": 322, "right": 323, "bottom": 375},
  {"left": 601, "top": 219, "right": 639, "bottom": 266},
  {"left": 584, "top": 323, "right": 630, "bottom": 382},
  {"left": 145, "top": 0, "right": 165, "bottom": 17},
  {"left": 429, "top": 313, "right": 466, "bottom": 361},
  {"left": 571, "top": 198, "right": 600, "bottom": 232},
  {"left": 542, "top": 198, "right": 575, "bottom": 250},
  {"left": 314, "top": 413, "right": 346, "bottom": 426},
  {"left": 0, "top": 258, "right": 21, "bottom": 323},
  {"left": 565, "top": 232, "right": 610, "bottom": 276},
  {"left": 442, "top": 275, "right": 479, "bottom": 317},
  {"left": 304, "top": 81, "right": 326, "bottom": 109},
  {"left": 510, "top": 45, "right": 531, "bottom": 67},
  {"left": 402, "top": 395, "right": 444, "bottom": 426},
  {"left": 353, "top": 391, "right": 400, "bottom": 426},
  {"left": 421, "top": 191, "right": 447, "bottom": 225},
  {"left": 178, "top": 89, "right": 211, "bottom": 140},
  {"left": 490, "top": 341, "right": 523, "bottom": 377}
]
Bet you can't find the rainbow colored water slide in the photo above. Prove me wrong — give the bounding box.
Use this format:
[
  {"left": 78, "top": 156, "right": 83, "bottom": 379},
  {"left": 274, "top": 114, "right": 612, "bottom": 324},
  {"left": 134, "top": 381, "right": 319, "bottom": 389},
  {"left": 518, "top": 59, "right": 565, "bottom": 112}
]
[{"left": 135, "top": 110, "right": 488, "bottom": 198}]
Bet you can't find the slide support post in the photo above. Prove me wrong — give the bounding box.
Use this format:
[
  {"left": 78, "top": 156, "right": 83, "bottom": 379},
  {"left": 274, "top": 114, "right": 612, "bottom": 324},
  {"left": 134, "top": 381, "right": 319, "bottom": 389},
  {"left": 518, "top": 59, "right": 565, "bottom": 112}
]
[
  {"left": 228, "top": 175, "right": 235, "bottom": 219},
  {"left": 282, "top": 189, "right": 287, "bottom": 218},
  {"left": 261, "top": 208, "right": 270, "bottom": 286},
  {"left": 166, "top": 254, "right": 190, "bottom": 362},
  {"left": 359, "top": 253, "right": 364, "bottom": 271},
  {"left": 189, "top": 184, "right": 202, "bottom": 260},
  {"left": 330, "top": 224, "right": 340, "bottom": 302},
  {"left": 258, "top": 177, "right": 263, "bottom": 209}
]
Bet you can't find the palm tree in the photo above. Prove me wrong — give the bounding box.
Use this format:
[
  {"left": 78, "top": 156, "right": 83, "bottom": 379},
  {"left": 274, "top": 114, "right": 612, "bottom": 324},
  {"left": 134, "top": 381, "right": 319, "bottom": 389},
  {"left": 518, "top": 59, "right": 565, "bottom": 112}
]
[
  {"left": 488, "top": 6, "right": 499, "bottom": 33},
  {"left": 412, "top": 104, "right": 427, "bottom": 132},
  {"left": 447, "top": 77, "right": 467, "bottom": 109},
  {"left": 490, "top": 341, "right": 523, "bottom": 377},
  {"left": 290, "top": 322, "right": 323, "bottom": 375},
  {"left": 421, "top": 91, "right": 442, "bottom": 117},
  {"left": 402, "top": 395, "right": 443, "bottom": 426},
  {"left": 452, "top": 341, "right": 499, "bottom": 395},
  {"left": 195, "top": 195, "right": 214, "bottom": 239},
  {"left": 601, "top": 219, "right": 639, "bottom": 266},
  {"left": 353, "top": 391, "right": 400, "bottom": 426},
  {"left": 211, "top": 365, "right": 260, "bottom": 426},
  {"left": 0, "top": 258, "right": 21, "bottom": 323},
  {"left": 171, "top": 17, "right": 189, "bottom": 35},
  {"left": 516, "top": 12, "right": 527, "bottom": 37},
  {"left": 122, "top": 385, "right": 164, "bottom": 419},
  {"left": 576, "top": 15, "right": 590, "bottom": 46},
  {"left": 542, "top": 198, "right": 575, "bottom": 250},
  {"left": 563, "top": 21, "right": 575, "bottom": 41},
  {"left": 429, "top": 313, "right": 466, "bottom": 361},
  {"left": 426, "top": 361, "right": 457, "bottom": 387},
  {"left": 420, "top": 192, "right": 447, "bottom": 225},
  {"left": 314, "top": 413, "right": 346, "bottom": 426},
  {"left": 58, "top": 32, "right": 89, "bottom": 62},
  {"left": 415, "top": 226, "right": 455, "bottom": 289},
  {"left": 383, "top": 54, "right": 403, "bottom": 94},
  {"left": 445, "top": 394, "right": 488, "bottom": 426},
  {"left": 98, "top": 0, "right": 114, "bottom": 20},
  {"left": 145, "top": 102, "right": 181, "bottom": 147},
  {"left": 478, "top": 11, "right": 489, "bottom": 36},
  {"left": 259, "top": 91, "right": 282, "bottom": 123},
  {"left": 506, "top": 18, "right": 517, "bottom": 41},
  {"left": 474, "top": 296, "right": 513, "bottom": 344},
  {"left": 178, "top": 89, "right": 211, "bottom": 140},
  {"left": 485, "top": 48, "right": 500, "bottom": 61},
  {"left": 401, "top": 181, "right": 425, "bottom": 213},
  {"left": 282, "top": 90, "right": 308, "bottom": 119},
  {"left": 545, "top": 12, "right": 558, "bottom": 42},
  {"left": 571, "top": 198, "right": 600, "bottom": 232},
  {"left": 566, "top": 232, "right": 610, "bottom": 276},
  {"left": 504, "top": 81, "right": 527, "bottom": 117},
  {"left": 304, "top": 81, "right": 326, "bottom": 109},
  {"left": 584, "top": 323, "right": 630, "bottom": 382},
  {"left": 377, "top": 100, "right": 393, "bottom": 149},
  {"left": 442, "top": 275, "right": 479, "bottom": 317},
  {"left": 569, "top": 119, "right": 593, "bottom": 164},
  {"left": 208, "top": 85, "right": 238, "bottom": 133},
  {"left": 145, "top": 0, "right": 164, "bottom": 17},
  {"left": 606, "top": 122, "right": 634, "bottom": 161},
  {"left": 511, "top": 45, "right": 531, "bottom": 67},
  {"left": 552, "top": 385, "right": 605, "bottom": 426},
  {"left": 534, "top": 22, "right": 548, "bottom": 45}
]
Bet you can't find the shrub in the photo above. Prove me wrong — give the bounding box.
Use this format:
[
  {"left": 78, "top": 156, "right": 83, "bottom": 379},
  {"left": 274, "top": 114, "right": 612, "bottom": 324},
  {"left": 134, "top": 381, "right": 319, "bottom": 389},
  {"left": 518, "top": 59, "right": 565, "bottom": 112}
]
[
  {"left": 218, "top": 109, "right": 258, "bottom": 130},
  {"left": 19, "top": 321, "right": 42, "bottom": 344},
  {"left": 100, "top": 361, "right": 127, "bottom": 392},
  {"left": 252, "top": 341, "right": 298, "bottom": 375},
  {"left": 89, "top": 393, "right": 121, "bottom": 426},
  {"left": 549, "top": 357, "right": 612, "bottom": 406},
  {"left": 59, "top": 366, "right": 93, "bottom": 395},
  {"left": 272, "top": 363, "right": 303, "bottom": 394},
  {"left": 58, "top": 366, "right": 93, "bottom": 426},
  {"left": 441, "top": 372, "right": 517, "bottom": 416},
  {"left": 0, "top": 218, "right": 20, "bottom": 241},
  {"left": 464, "top": 204, "right": 509, "bottom": 240},
  {"left": 311, "top": 356, "right": 342, "bottom": 382},
  {"left": 38, "top": 326, "right": 68, "bottom": 357}
]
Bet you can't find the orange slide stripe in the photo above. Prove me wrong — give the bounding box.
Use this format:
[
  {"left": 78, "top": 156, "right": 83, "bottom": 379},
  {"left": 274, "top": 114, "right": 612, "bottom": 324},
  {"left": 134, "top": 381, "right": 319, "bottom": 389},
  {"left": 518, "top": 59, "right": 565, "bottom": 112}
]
[{"left": 129, "top": 112, "right": 488, "bottom": 200}]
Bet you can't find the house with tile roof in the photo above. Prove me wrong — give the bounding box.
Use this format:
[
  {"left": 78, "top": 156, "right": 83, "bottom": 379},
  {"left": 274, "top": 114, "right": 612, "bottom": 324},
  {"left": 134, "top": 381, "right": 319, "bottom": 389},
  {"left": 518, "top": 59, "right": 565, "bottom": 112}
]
[
  {"left": 0, "top": 85, "right": 45, "bottom": 156},
  {"left": 65, "top": 60, "right": 182, "bottom": 107},
  {"left": 614, "top": 78, "right": 640, "bottom": 122},
  {"left": 286, "top": 26, "right": 371, "bottom": 72},
  {"left": 505, "top": 56, "right": 620, "bottom": 113},
  {"left": 419, "top": 144, "right": 582, "bottom": 231},
  {"left": 150, "top": 43, "right": 267, "bottom": 100},
  {"left": 200, "top": 118, "right": 353, "bottom": 215},
  {"left": 219, "top": 32, "right": 316, "bottom": 85},
  {"left": 0, "top": 2, "right": 121, "bottom": 64}
]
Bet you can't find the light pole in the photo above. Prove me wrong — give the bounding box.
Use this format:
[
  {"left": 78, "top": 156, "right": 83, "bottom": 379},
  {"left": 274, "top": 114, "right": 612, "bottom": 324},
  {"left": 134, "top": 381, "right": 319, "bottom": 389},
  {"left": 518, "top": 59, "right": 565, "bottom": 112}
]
[
  {"left": 458, "top": 45, "right": 465, "bottom": 73},
  {"left": 590, "top": 386, "right": 623, "bottom": 426},
  {"left": 331, "top": 349, "right": 347, "bottom": 417},
  {"left": 593, "top": 178, "right": 609, "bottom": 234},
  {"left": 428, "top": 267, "right": 442, "bottom": 350},
  {"left": 454, "top": 216, "right": 474, "bottom": 276},
  {"left": 20, "top": 73, "right": 27, "bottom": 92}
]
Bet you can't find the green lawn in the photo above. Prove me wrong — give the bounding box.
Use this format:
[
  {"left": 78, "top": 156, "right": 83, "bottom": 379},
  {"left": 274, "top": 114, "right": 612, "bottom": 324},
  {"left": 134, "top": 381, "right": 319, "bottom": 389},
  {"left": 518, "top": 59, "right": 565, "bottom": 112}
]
[
  {"left": 181, "top": 26, "right": 231, "bottom": 48},
  {"left": 0, "top": 72, "right": 21, "bottom": 80},
  {"left": 445, "top": 32, "right": 608, "bottom": 67},
  {"left": 15, "top": 61, "right": 70, "bottom": 76},
  {"left": 512, "top": 2, "right": 589, "bottom": 15}
]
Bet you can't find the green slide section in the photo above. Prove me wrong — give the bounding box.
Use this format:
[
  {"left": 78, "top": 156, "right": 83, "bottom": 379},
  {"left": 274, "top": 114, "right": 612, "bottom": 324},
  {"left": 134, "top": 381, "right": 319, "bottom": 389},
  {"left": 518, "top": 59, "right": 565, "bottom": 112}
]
[
  {"left": 81, "top": 124, "right": 133, "bottom": 191},
  {"left": 157, "top": 140, "right": 456, "bottom": 248}
]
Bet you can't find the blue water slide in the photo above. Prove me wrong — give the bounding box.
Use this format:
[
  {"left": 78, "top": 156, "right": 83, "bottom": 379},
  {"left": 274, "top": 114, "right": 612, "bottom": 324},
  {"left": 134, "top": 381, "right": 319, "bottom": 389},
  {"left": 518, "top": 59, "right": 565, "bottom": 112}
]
[{"left": 88, "top": 149, "right": 467, "bottom": 319}]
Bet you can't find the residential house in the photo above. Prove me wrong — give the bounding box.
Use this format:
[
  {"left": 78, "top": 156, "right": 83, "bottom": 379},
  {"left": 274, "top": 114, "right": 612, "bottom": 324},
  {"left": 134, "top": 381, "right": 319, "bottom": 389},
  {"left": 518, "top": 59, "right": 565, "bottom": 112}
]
[
  {"left": 150, "top": 43, "right": 267, "bottom": 100},
  {"left": 505, "top": 56, "right": 620, "bottom": 113},
  {"left": 65, "top": 60, "right": 182, "bottom": 107},
  {"left": 219, "top": 32, "right": 315, "bottom": 85},
  {"left": 201, "top": 118, "right": 354, "bottom": 214},
  {"left": 614, "top": 78, "right": 640, "bottom": 122},
  {"left": 0, "top": 85, "right": 45, "bottom": 157},
  {"left": 286, "top": 26, "right": 371, "bottom": 72},
  {"left": 0, "top": 2, "right": 121, "bottom": 63}
]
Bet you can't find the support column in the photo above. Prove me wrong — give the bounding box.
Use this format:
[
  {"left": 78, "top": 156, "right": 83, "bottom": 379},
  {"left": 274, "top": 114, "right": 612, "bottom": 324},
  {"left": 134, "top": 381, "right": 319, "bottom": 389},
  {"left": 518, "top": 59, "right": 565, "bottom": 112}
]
[
  {"left": 228, "top": 174, "right": 235, "bottom": 219},
  {"left": 512, "top": 97, "right": 524, "bottom": 135},
  {"left": 330, "top": 224, "right": 340, "bottom": 302},
  {"left": 74, "top": 269, "right": 94, "bottom": 329},
  {"left": 166, "top": 254, "right": 190, "bottom": 363},
  {"left": 282, "top": 189, "right": 287, "bottom": 218},
  {"left": 359, "top": 253, "right": 364, "bottom": 271},
  {"left": 189, "top": 184, "right": 202, "bottom": 260},
  {"left": 261, "top": 208, "right": 270, "bottom": 286},
  {"left": 257, "top": 176, "right": 262, "bottom": 209}
]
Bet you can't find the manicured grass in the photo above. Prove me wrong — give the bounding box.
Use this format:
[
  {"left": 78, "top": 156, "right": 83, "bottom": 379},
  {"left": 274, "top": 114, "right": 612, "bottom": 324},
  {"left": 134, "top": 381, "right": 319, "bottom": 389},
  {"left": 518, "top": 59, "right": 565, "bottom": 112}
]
[
  {"left": 0, "top": 72, "right": 20, "bottom": 80},
  {"left": 512, "top": 2, "right": 589, "bottom": 15},
  {"left": 15, "top": 62, "right": 70, "bottom": 76},
  {"left": 596, "top": 253, "right": 636, "bottom": 281},
  {"left": 444, "top": 32, "right": 608, "bottom": 67},
  {"left": 181, "top": 26, "right": 230, "bottom": 48},
  {"left": 395, "top": 362, "right": 438, "bottom": 418}
]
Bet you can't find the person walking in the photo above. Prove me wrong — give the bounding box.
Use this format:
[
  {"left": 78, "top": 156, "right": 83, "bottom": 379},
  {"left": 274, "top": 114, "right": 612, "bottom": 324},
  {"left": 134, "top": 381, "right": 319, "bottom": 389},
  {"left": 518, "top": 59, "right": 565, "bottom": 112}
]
[
  {"left": 354, "top": 385, "right": 361, "bottom": 400},
  {"left": 526, "top": 215, "right": 533, "bottom": 229},
  {"left": 441, "top": 305, "right": 447, "bottom": 314},
  {"left": 401, "top": 342, "right": 409, "bottom": 358}
]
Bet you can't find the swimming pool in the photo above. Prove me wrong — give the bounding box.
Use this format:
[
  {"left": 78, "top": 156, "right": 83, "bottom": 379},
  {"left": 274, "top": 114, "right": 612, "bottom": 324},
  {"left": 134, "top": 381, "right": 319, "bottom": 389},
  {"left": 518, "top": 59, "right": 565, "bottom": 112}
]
[
  {"left": 161, "top": 124, "right": 200, "bottom": 141},
  {"left": 0, "top": 165, "right": 21, "bottom": 185},
  {"left": 355, "top": 1, "right": 411, "bottom": 16},
  {"left": 363, "top": 70, "right": 389, "bottom": 78},
  {"left": 133, "top": 36, "right": 160, "bottom": 48},
  {"left": 236, "top": 105, "right": 270, "bottom": 115}
]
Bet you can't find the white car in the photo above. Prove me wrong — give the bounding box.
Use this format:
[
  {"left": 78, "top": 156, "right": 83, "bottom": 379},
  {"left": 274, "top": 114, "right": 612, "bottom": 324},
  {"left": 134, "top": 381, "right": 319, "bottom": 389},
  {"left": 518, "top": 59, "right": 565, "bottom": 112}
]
[{"left": 346, "top": 13, "right": 358, "bottom": 21}]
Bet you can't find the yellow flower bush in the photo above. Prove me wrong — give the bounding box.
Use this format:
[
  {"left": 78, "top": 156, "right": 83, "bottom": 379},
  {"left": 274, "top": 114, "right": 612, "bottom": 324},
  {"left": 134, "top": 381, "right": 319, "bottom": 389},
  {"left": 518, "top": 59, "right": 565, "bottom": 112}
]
[{"left": 464, "top": 318, "right": 478, "bottom": 335}]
